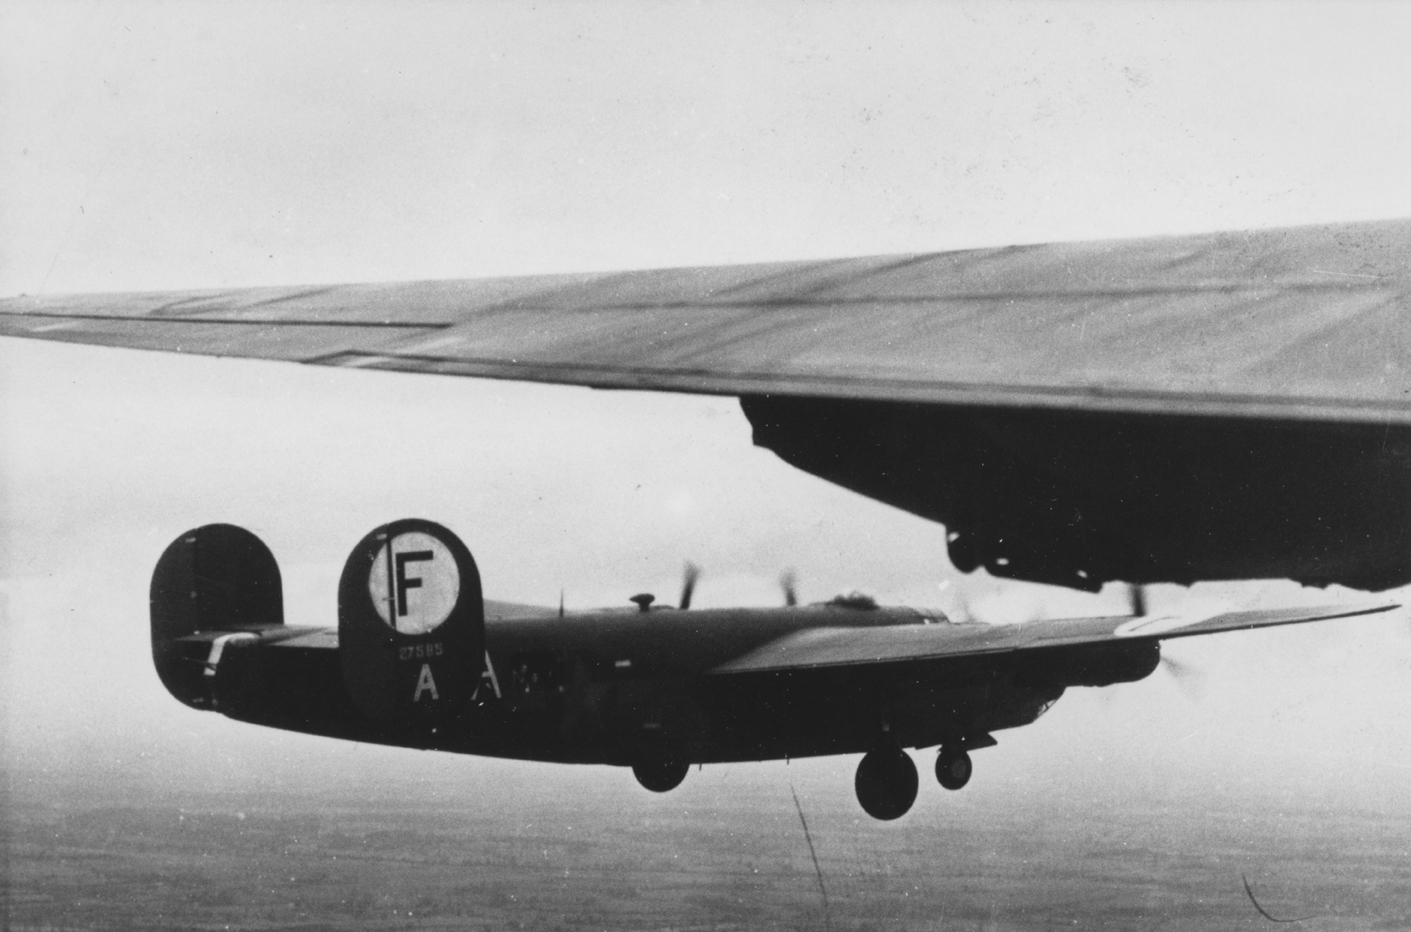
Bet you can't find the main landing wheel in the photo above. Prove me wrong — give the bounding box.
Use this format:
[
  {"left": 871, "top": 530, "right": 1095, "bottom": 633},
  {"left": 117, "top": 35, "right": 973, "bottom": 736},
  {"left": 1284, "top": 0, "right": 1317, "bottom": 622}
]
[
  {"left": 935, "top": 749, "right": 972, "bottom": 791},
  {"left": 633, "top": 759, "right": 689, "bottom": 793},
  {"left": 854, "top": 744, "right": 918, "bottom": 821}
]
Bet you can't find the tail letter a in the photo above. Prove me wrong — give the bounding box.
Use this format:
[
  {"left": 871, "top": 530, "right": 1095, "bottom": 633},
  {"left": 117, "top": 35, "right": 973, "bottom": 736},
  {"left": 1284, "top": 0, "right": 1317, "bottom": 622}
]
[{"left": 413, "top": 663, "right": 440, "bottom": 702}]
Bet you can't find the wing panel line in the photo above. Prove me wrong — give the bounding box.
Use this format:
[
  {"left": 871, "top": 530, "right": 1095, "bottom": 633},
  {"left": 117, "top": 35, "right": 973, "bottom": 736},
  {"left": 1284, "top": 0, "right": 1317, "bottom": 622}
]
[{"left": 305, "top": 351, "right": 1411, "bottom": 424}]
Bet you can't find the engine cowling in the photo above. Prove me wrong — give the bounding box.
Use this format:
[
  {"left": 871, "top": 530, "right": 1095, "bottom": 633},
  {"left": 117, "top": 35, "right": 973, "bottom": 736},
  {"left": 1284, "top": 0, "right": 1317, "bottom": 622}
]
[
  {"left": 337, "top": 518, "right": 485, "bottom": 734},
  {"left": 1013, "top": 639, "right": 1161, "bottom": 688}
]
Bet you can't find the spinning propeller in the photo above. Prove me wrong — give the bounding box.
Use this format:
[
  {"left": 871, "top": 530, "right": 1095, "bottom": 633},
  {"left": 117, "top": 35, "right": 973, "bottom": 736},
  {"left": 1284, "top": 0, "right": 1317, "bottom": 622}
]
[
  {"left": 675, "top": 565, "right": 806, "bottom": 609},
  {"left": 678, "top": 562, "right": 701, "bottom": 610},
  {"left": 939, "top": 582, "right": 1043, "bottom": 626},
  {"left": 780, "top": 569, "right": 799, "bottom": 607},
  {"left": 1127, "top": 583, "right": 1147, "bottom": 619},
  {"left": 1129, "top": 583, "right": 1204, "bottom": 698}
]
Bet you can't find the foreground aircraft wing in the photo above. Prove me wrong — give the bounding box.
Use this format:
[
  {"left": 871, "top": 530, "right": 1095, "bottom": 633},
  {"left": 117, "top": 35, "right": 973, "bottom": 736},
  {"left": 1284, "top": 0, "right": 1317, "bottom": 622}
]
[
  {"left": 2, "top": 219, "right": 1409, "bottom": 424},
  {"left": 707, "top": 602, "right": 1398, "bottom": 674}
]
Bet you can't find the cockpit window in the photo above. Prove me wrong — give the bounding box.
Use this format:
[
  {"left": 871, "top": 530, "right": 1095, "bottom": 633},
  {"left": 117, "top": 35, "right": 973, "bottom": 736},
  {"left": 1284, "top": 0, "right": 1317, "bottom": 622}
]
[{"left": 826, "top": 592, "right": 878, "bottom": 610}]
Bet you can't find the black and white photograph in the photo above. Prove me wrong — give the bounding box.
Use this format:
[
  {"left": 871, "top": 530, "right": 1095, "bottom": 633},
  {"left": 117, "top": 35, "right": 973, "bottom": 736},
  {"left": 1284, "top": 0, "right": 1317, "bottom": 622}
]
[{"left": 3, "top": 3, "right": 1411, "bottom": 930}]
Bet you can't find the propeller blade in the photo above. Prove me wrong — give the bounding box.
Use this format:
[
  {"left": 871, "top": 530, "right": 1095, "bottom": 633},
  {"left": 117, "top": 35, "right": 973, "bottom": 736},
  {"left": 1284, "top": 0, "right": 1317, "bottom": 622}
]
[
  {"left": 1160, "top": 652, "right": 1196, "bottom": 681},
  {"left": 1128, "top": 583, "right": 1148, "bottom": 618},
  {"left": 780, "top": 569, "right": 798, "bottom": 607},
  {"left": 949, "top": 588, "right": 1044, "bottom": 625},
  {"left": 1160, "top": 650, "right": 1205, "bottom": 700},
  {"left": 950, "top": 589, "right": 974, "bottom": 624},
  {"left": 679, "top": 562, "right": 701, "bottom": 610}
]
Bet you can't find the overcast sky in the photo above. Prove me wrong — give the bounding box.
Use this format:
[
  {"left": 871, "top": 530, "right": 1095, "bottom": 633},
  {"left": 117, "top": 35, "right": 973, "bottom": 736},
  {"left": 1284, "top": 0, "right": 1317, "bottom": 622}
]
[{"left": 4, "top": 1, "right": 1411, "bottom": 823}]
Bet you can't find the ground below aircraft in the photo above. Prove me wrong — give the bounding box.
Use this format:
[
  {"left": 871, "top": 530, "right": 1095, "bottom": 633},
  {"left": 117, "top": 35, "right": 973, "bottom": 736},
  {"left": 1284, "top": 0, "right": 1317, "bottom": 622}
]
[{"left": 153, "top": 519, "right": 1395, "bottom": 820}]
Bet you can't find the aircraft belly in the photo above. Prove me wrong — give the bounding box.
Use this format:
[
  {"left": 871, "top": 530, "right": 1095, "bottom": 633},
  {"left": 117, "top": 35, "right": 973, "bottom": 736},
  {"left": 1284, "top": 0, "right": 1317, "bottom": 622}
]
[
  {"left": 434, "top": 657, "right": 1059, "bottom": 765},
  {"left": 743, "top": 396, "right": 1411, "bottom": 592},
  {"left": 213, "top": 644, "right": 383, "bottom": 744},
  {"left": 441, "top": 648, "right": 704, "bottom": 764},
  {"left": 689, "top": 661, "right": 1064, "bottom": 763},
  {"left": 204, "top": 637, "right": 1071, "bottom": 767}
]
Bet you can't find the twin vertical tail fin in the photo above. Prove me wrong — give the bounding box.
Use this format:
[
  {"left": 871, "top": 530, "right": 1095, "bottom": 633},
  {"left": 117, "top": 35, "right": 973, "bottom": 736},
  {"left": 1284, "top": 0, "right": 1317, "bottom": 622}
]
[
  {"left": 337, "top": 519, "right": 485, "bottom": 733},
  {"left": 149, "top": 524, "right": 284, "bottom": 709},
  {"left": 150, "top": 519, "right": 485, "bottom": 736}
]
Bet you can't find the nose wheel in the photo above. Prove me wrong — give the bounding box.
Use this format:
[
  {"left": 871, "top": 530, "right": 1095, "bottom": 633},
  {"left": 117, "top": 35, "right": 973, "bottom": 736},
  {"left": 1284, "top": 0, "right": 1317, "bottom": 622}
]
[
  {"left": 935, "top": 748, "right": 972, "bottom": 790},
  {"left": 854, "top": 744, "right": 919, "bottom": 820}
]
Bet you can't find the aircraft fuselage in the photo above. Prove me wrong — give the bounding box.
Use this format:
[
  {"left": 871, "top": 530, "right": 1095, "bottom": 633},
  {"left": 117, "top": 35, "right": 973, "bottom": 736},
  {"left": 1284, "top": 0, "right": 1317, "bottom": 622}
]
[
  {"left": 208, "top": 605, "right": 1069, "bottom": 766},
  {"left": 152, "top": 519, "right": 1386, "bottom": 819}
]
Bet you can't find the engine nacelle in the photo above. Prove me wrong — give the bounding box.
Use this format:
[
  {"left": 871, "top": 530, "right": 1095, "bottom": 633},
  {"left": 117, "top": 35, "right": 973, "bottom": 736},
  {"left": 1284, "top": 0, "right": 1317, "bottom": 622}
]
[
  {"left": 1012, "top": 639, "right": 1161, "bottom": 688},
  {"left": 337, "top": 518, "right": 485, "bottom": 734}
]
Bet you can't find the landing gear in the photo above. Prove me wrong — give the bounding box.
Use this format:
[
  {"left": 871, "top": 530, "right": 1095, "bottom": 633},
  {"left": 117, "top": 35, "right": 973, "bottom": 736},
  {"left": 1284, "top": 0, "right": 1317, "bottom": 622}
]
[
  {"left": 632, "top": 759, "right": 689, "bottom": 793},
  {"left": 854, "top": 744, "right": 918, "bottom": 820},
  {"left": 935, "top": 748, "right": 972, "bottom": 790}
]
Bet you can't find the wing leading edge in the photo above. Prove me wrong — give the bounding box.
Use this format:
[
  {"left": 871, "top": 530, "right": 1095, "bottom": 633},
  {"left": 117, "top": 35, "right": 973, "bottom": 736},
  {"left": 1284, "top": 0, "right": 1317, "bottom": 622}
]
[
  {"left": 2, "top": 219, "right": 1409, "bottom": 424},
  {"left": 706, "top": 602, "right": 1399, "bottom": 675}
]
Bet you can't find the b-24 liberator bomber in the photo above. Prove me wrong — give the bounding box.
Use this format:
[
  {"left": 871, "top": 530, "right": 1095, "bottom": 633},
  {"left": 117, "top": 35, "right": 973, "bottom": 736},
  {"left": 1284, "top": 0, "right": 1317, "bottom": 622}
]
[{"left": 153, "top": 519, "right": 1395, "bottom": 820}]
